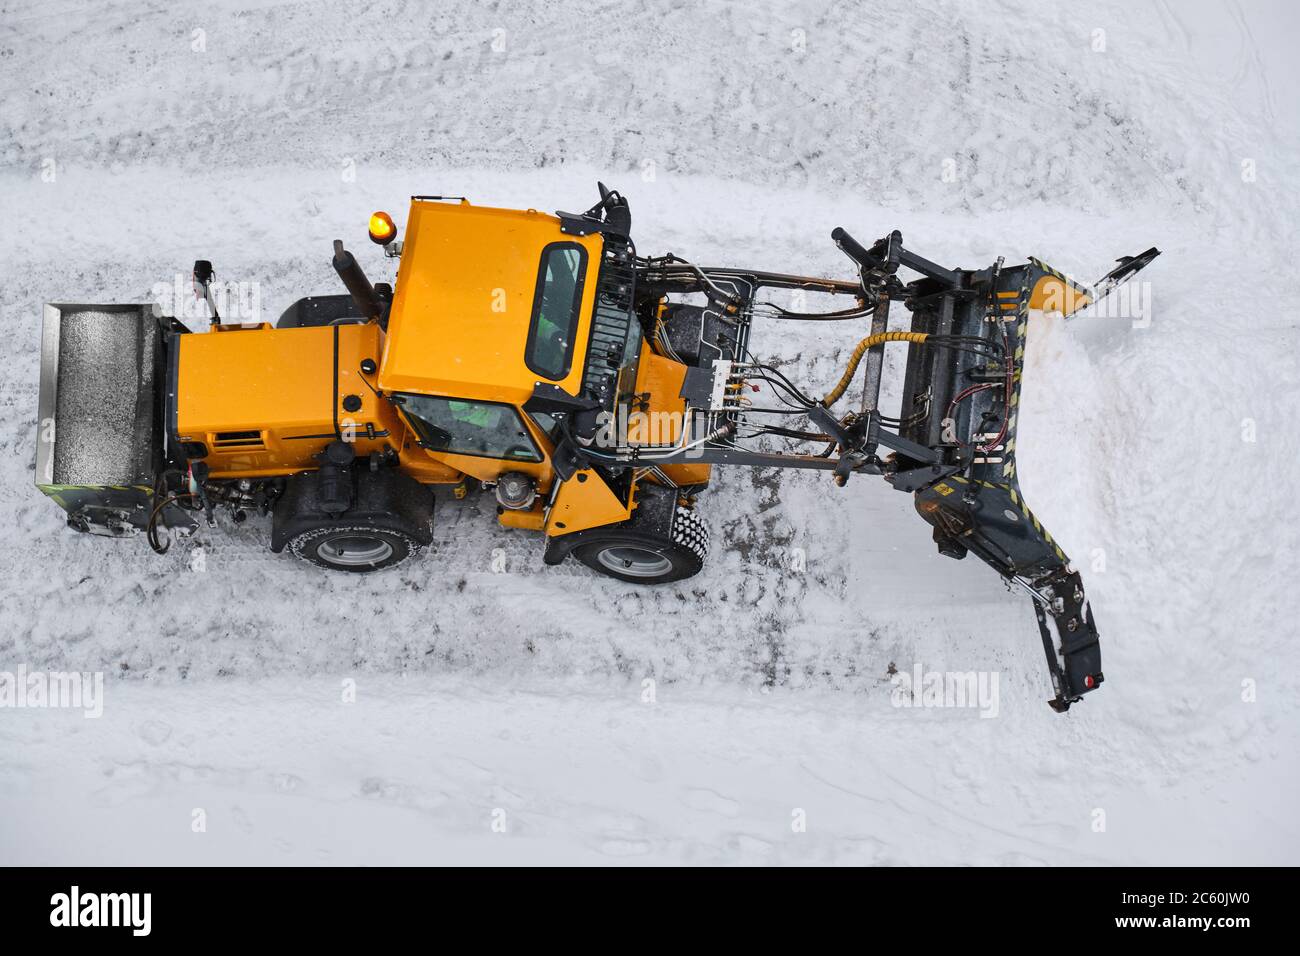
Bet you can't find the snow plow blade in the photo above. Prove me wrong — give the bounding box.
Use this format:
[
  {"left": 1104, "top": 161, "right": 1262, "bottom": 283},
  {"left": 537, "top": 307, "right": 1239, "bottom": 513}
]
[
  {"left": 35, "top": 303, "right": 194, "bottom": 538},
  {"left": 915, "top": 477, "right": 1102, "bottom": 710},
  {"left": 898, "top": 258, "right": 1120, "bottom": 710}
]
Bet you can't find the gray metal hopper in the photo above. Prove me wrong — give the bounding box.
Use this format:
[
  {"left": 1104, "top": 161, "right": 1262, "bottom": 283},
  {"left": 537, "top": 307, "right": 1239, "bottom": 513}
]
[{"left": 36, "top": 304, "right": 164, "bottom": 535}]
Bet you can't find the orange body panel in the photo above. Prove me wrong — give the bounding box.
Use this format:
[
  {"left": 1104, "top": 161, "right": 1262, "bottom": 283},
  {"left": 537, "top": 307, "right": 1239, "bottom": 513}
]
[
  {"left": 546, "top": 468, "right": 632, "bottom": 535},
  {"left": 630, "top": 351, "right": 713, "bottom": 489},
  {"left": 1028, "top": 275, "right": 1091, "bottom": 317},
  {"left": 176, "top": 324, "right": 400, "bottom": 478},
  {"left": 379, "top": 200, "right": 604, "bottom": 404}
]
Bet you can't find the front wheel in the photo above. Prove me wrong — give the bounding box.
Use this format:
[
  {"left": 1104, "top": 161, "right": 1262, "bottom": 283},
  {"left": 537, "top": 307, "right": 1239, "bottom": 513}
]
[
  {"left": 572, "top": 507, "right": 708, "bottom": 585},
  {"left": 288, "top": 524, "right": 421, "bottom": 573}
]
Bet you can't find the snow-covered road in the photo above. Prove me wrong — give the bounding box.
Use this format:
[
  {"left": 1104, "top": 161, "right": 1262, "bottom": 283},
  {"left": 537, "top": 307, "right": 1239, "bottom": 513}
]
[{"left": 6, "top": 675, "right": 1294, "bottom": 865}]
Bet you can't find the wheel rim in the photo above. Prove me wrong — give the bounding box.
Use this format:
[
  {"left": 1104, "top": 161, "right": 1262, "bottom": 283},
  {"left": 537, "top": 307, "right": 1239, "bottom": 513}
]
[
  {"left": 317, "top": 534, "right": 393, "bottom": 567},
  {"left": 595, "top": 545, "right": 673, "bottom": 578}
]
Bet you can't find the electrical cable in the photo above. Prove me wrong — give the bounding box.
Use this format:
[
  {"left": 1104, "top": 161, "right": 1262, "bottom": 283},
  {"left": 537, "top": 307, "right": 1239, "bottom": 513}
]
[{"left": 147, "top": 492, "right": 195, "bottom": 555}]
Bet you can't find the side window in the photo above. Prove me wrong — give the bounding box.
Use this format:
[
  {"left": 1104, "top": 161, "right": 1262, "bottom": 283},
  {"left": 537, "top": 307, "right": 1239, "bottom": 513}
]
[
  {"left": 397, "top": 394, "right": 542, "bottom": 462},
  {"left": 527, "top": 410, "right": 562, "bottom": 444},
  {"left": 525, "top": 242, "right": 588, "bottom": 380}
]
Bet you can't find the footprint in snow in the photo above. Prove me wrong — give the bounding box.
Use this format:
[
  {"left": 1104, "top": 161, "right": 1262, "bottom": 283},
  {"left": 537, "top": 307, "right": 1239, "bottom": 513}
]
[
  {"left": 360, "top": 776, "right": 399, "bottom": 800},
  {"left": 270, "top": 772, "right": 302, "bottom": 793},
  {"left": 137, "top": 720, "right": 172, "bottom": 746},
  {"left": 724, "top": 833, "right": 773, "bottom": 856},
  {"left": 359, "top": 776, "right": 450, "bottom": 812}
]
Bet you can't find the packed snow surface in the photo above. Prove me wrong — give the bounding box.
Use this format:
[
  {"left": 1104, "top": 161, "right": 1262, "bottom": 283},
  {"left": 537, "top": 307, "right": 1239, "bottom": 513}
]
[{"left": 0, "top": 0, "right": 1297, "bottom": 864}]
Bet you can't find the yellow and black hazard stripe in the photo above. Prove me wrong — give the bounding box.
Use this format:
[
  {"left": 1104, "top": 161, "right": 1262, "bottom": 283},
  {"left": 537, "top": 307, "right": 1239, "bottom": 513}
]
[
  {"left": 1028, "top": 257, "right": 1090, "bottom": 296},
  {"left": 926, "top": 475, "right": 1069, "bottom": 566}
]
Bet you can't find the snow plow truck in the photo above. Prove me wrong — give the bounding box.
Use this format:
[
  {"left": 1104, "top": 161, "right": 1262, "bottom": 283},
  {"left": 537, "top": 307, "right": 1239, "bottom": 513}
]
[{"left": 35, "top": 184, "right": 1158, "bottom": 711}]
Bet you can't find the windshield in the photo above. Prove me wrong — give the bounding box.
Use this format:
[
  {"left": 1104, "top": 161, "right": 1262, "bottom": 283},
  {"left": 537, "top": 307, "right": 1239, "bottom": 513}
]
[{"left": 398, "top": 394, "right": 542, "bottom": 462}]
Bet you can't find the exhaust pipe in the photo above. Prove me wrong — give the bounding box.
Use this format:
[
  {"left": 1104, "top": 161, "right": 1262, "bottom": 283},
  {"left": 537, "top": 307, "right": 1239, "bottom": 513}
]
[{"left": 332, "top": 240, "right": 381, "bottom": 322}]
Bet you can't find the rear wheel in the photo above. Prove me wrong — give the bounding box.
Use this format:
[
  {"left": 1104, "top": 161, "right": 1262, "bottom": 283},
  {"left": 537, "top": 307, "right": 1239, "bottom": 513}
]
[
  {"left": 288, "top": 524, "right": 420, "bottom": 573},
  {"left": 573, "top": 507, "right": 708, "bottom": 585}
]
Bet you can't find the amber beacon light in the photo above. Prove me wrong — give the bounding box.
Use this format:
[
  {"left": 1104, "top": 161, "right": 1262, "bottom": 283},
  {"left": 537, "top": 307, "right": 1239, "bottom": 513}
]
[{"left": 368, "top": 211, "right": 397, "bottom": 245}]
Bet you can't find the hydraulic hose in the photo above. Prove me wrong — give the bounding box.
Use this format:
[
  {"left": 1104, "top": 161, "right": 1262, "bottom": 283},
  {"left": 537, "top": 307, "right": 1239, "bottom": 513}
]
[{"left": 821, "top": 331, "right": 928, "bottom": 407}]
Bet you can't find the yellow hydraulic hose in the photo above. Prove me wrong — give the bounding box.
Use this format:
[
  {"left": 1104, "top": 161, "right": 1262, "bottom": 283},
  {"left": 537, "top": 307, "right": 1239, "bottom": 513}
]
[{"left": 821, "top": 331, "right": 929, "bottom": 407}]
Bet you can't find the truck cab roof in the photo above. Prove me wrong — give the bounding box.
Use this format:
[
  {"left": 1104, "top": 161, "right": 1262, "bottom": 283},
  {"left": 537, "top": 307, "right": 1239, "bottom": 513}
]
[{"left": 377, "top": 198, "right": 605, "bottom": 405}]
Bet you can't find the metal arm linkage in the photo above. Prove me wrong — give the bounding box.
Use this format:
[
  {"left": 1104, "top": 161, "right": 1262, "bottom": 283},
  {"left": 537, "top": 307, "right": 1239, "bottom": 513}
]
[{"left": 540, "top": 203, "right": 1158, "bottom": 711}]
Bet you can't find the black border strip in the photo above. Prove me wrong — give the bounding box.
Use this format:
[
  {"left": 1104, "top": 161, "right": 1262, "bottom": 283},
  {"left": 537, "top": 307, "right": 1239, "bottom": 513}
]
[
  {"left": 331, "top": 324, "right": 340, "bottom": 440},
  {"left": 0, "top": 866, "right": 1280, "bottom": 942}
]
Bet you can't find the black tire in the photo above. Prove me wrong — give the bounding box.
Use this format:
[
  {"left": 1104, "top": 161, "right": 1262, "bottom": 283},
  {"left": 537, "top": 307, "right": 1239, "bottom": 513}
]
[
  {"left": 288, "top": 524, "right": 420, "bottom": 573},
  {"left": 573, "top": 507, "right": 708, "bottom": 585}
]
